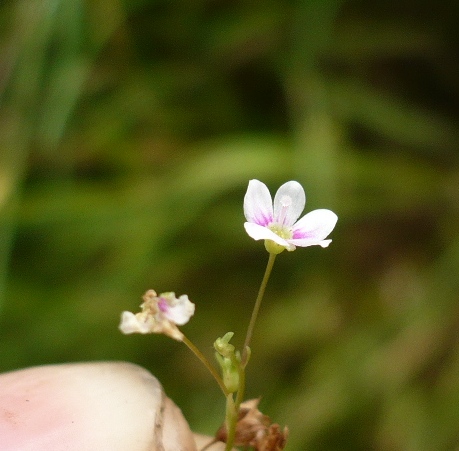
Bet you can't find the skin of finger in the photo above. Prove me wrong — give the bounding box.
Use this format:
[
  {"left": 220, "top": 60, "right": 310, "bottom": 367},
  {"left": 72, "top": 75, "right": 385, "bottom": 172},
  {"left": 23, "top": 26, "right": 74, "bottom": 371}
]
[
  {"left": 0, "top": 362, "right": 196, "bottom": 451},
  {"left": 193, "top": 433, "right": 230, "bottom": 450},
  {"left": 162, "top": 396, "right": 197, "bottom": 450}
]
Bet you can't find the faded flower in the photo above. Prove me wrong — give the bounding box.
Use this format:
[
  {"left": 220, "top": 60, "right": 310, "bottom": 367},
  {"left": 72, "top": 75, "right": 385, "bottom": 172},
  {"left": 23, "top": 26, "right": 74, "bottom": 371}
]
[{"left": 119, "top": 290, "right": 195, "bottom": 341}]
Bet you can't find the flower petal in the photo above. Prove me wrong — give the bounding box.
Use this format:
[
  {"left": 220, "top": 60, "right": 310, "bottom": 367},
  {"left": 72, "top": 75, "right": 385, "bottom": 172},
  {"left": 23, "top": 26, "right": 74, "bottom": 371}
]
[
  {"left": 119, "top": 311, "right": 152, "bottom": 334},
  {"left": 273, "top": 181, "right": 305, "bottom": 226},
  {"left": 165, "top": 295, "right": 195, "bottom": 325},
  {"left": 243, "top": 180, "right": 273, "bottom": 226},
  {"left": 289, "top": 209, "right": 338, "bottom": 247},
  {"left": 244, "top": 222, "right": 290, "bottom": 247}
]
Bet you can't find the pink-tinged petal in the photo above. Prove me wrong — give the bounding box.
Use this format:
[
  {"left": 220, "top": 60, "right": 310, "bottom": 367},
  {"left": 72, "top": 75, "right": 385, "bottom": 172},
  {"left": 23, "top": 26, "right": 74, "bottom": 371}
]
[
  {"left": 244, "top": 222, "right": 290, "bottom": 247},
  {"left": 119, "top": 311, "right": 151, "bottom": 334},
  {"left": 243, "top": 180, "right": 273, "bottom": 226},
  {"left": 289, "top": 209, "right": 337, "bottom": 247},
  {"left": 273, "top": 181, "right": 305, "bottom": 226},
  {"left": 165, "top": 295, "right": 195, "bottom": 325},
  {"left": 318, "top": 239, "right": 332, "bottom": 248}
]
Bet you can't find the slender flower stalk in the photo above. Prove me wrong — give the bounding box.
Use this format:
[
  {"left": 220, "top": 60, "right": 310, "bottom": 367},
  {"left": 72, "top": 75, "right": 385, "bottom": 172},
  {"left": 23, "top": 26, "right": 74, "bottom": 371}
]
[
  {"left": 225, "top": 346, "right": 247, "bottom": 451},
  {"left": 182, "top": 335, "right": 229, "bottom": 397},
  {"left": 222, "top": 253, "right": 276, "bottom": 451},
  {"left": 224, "top": 395, "right": 237, "bottom": 451},
  {"left": 242, "top": 252, "right": 277, "bottom": 365}
]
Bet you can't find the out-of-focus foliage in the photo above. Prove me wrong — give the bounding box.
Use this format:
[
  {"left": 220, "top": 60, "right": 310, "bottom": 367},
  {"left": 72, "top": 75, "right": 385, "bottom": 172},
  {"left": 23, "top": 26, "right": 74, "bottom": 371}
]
[{"left": 1, "top": 0, "right": 459, "bottom": 449}]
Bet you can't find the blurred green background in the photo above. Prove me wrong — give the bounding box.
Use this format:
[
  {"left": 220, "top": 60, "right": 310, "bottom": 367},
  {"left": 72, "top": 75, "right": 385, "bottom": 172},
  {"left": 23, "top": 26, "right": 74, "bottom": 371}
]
[{"left": 1, "top": 0, "right": 459, "bottom": 449}]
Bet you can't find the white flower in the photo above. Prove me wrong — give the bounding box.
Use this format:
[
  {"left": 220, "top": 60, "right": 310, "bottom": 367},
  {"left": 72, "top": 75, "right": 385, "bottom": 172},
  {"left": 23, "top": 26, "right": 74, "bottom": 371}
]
[
  {"left": 243, "top": 179, "right": 337, "bottom": 253},
  {"left": 119, "top": 290, "right": 195, "bottom": 341}
]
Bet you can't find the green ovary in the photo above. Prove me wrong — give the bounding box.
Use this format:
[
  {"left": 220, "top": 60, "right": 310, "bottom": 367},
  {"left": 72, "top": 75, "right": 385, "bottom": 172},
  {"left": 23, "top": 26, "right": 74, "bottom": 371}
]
[
  {"left": 264, "top": 224, "right": 293, "bottom": 254},
  {"left": 264, "top": 240, "right": 285, "bottom": 254}
]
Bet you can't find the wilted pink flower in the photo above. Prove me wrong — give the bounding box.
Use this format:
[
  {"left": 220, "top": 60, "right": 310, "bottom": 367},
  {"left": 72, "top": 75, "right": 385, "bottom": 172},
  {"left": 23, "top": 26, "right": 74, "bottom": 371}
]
[
  {"left": 119, "top": 290, "right": 195, "bottom": 341},
  {"left": 244, "top": 180, "right": 337, "bottom": 253}
]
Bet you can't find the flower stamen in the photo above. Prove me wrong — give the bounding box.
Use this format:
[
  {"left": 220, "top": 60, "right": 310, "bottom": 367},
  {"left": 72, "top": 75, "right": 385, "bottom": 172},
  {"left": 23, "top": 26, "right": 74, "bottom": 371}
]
[{"left": 278, "top": 195, "right": 292, "bottom": 226}]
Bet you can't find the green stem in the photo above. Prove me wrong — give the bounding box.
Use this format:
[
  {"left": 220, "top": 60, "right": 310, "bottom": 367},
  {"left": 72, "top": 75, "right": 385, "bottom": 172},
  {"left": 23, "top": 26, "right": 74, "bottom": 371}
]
[
  {"left": 234, "top": 360, "right": 246, "bottom": 410},
  {"left": 187, "top": 253, "right": 278, "bottom": 450},
  {"left": 182, "top": 334, "right": 229, "bottom": 396},
  {"left": 221, "top": 353, "right": 246, "bottom": 451},
  {"left": 242, "top": 252, "right": 277, "bottom": 365},
  {"left": 223, "top": 253, "right": 277, "bottom": 450},
  {"left": 224, "top": 394, "right": 237, "bottom": 451}
]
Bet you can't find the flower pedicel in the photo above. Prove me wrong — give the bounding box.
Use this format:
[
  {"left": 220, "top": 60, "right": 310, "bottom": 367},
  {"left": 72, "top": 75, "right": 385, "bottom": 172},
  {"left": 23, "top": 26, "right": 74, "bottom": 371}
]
[{"left": 120, "top": 180, "right": 337, "bottom": 450}]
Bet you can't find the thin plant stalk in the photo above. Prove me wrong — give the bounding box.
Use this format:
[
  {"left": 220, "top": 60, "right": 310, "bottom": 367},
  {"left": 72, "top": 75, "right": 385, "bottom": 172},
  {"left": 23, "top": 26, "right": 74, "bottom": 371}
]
[
  {"left": 242, "top": 252, "right": 277, "bottom": 365},
  {"left": 182, "top": 335, "right": 229, "bottom": 396},
  {"left": 225, "top": 252, "right": 277, "bottom": 450},
  {"left": 224, "top": 394, "right": 237, "bottom": 451}
]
